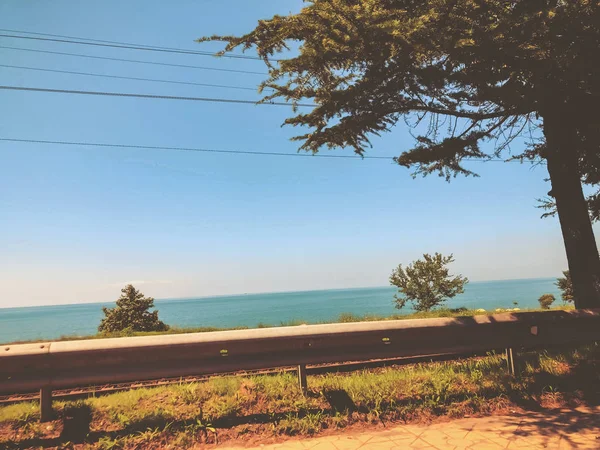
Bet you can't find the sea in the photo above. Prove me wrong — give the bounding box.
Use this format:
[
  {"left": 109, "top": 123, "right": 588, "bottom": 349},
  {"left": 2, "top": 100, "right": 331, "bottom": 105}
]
[{"left": 0, "top": 278, "right": 562, "bottom": 344}]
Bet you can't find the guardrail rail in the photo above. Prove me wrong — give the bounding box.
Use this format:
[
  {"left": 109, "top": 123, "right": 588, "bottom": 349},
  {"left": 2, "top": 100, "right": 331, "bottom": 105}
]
[{"left": 2, "top": 309, "right": 599, "bottom": 421}]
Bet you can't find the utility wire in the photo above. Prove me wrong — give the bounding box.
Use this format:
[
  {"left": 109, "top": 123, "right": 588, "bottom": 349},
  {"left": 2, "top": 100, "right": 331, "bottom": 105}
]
[
  {"left": 0, "top": 138, "right": 520, "bottom": 162},
  {"left": 0, "top": 28, "right": 220, "bottom": 54},
  {"left": 0, "top": 85, "right": 314, "bottom": 107},
  {"left": 2, "top": 28, "right": 279, "bottom": 62},
  {"left": 0, "top": 45, "right": 267, "bottom": 76},
  {"left": 0, "top": 32, "right": 271, "bottom": 61},
  {"left": 0, "top": 64, "right": 264, "bottom": 92},
  {"left": 0, "top": 138, "right": 395, "bottom": 160},
  {"left": 0, "top": 84, "right": 543, "bottom": 163}
]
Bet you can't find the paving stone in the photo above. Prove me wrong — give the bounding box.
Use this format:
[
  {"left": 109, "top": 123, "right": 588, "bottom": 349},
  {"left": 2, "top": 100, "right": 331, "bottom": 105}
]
[
  {"left": 328, "top": 437, "right": 363, "bottom": 450},
  {"left": 217, "top": 409, "right": 600, "bottom": 450}
]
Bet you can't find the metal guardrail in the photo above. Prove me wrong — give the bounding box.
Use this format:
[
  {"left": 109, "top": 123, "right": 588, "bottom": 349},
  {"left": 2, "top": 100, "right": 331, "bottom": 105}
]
[{"left": 2, "top": 309, "right": 600, "bottom": 421}]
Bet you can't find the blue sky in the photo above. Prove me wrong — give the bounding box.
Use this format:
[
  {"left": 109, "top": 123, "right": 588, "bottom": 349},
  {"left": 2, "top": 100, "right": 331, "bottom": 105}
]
[{"left": 0, "top": 0, "right": 586, "bottom": 307}]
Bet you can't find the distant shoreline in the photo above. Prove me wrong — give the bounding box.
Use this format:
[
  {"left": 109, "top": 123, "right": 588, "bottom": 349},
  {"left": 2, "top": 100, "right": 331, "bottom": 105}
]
[
  {"left": 0, "top": 276, "right": 558, "bottom": 310},
  {"left": 0, "top": 279, "right": 564, "bottom": 343},
  {"left": 1, "top": 305, "right": 573, "bottom": 346}
]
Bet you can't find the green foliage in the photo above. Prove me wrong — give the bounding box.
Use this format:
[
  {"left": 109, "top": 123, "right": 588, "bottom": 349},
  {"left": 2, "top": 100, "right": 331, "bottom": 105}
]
[
  {"left": 279, "top": 411, "right": 324, "bottom": 435},
  {"left": 556, "top": 271, "right": 574, "bottom": 303},
  {"left": 97, "top": 436, "right": 125, "bottom": 450},
  {"left": 538, "top": 293, "right": 556, "bottom": 310},
  {"left": 186, "top": 417, "right": 216, "bottom": 435},
  {"left": 209, "top": 376, "right": 242, "bottom": 397},
  {"left": 389, "top": 253, "right": 468, "bottom": 311},
  {"left": 201, "top": 0, "right": 600, "bottom": 309},
  {"left": 98, "top": 284, "right": 169, "bottom": 333},
  {"left": 338, "top": 312, "right": 360, "bottom": 323},
  {"left": 201, "top": 1, "right": 598, "bottom": 180},
  {"left": 0, "top": 402, "right": 38, "bottom": 423}
]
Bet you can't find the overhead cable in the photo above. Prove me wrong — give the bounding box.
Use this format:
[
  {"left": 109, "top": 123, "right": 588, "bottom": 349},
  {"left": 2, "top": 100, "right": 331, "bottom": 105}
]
[{"left": 0, "top": 85, "right": 313, "bottom": 107}]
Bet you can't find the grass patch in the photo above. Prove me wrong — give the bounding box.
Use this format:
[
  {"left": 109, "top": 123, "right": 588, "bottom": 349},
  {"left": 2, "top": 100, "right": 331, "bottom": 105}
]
[
  {"left": 0, "top": 403, "right": 38, "bottom": 424},
  {"left": 1, "top": 342, "right": 598, "bottom": 448},
  {"left": 3, "top": 306, "right": 574, "bottom": 346}
]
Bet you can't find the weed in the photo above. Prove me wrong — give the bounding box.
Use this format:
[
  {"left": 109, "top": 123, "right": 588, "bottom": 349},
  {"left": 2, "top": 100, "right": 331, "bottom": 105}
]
[
  {"left": 330, "top": 411, "right": 349, "bottom": 428},
  {"left": 277, "top": 411, "right": 325, "bottom": 435},
  {"left": 210, "top": 376, "right": 241, "bottom": 396},
  {"left": 117, "top": 412, "right": 133, "bottom": 427},
  {"left": 0, "top": 402, "right": 38, "bottom": 424},
  {"left": 9, "top": 408, "right": 38, "bottom": 432},
  {"left": 133, "top": 426, "right": 162, "bottom": 444},
  {"left": 204, "top": 395, "right": 241, "bottom": 420},
  {"left": 174, "top": 382, "right": 207, "bottom": 405},
  {"left": 338, "top": 312, "right": 361, "bottom": 323},
  {"left": 188, "top": 418, "right": 216, "bottom": 434},
  {"left": 96, "top": 436, "right": 125, "bottom": 450}
]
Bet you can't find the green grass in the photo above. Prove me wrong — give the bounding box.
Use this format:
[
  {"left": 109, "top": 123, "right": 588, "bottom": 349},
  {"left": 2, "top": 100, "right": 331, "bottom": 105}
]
[
  {"left": 3, "top": 305, "right": 574, "bottom": 345},
  {"left": 2, "top": 325, "right": 251, "bottom": 345},
  {"left": 0, "top": 402, "right": 39, "bottom": 424},
  {"left": 1, "top": 342, "right": 597, "bottom": 449}
]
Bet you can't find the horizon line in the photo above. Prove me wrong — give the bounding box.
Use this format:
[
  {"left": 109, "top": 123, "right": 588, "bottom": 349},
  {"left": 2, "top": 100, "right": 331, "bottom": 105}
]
[{"left": 0, "top": 275, "right": 559, "bottom": 310}]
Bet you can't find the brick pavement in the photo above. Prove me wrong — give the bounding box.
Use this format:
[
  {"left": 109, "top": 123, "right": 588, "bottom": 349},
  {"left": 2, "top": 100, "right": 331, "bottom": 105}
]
[{"left": 220, "top": 407, "right": 600, "bottom": 449}]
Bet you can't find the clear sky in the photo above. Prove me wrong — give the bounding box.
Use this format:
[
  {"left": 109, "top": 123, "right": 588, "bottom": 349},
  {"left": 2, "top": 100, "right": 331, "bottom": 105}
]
[{"left": 0, "top": 0, "right": 591, "bottom": 308}]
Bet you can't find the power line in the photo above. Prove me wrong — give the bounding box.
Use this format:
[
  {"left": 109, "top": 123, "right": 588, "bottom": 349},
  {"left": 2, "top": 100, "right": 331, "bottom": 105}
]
[
  {"left": 0, "top": 138, "right": 396, "bottom": 160},
  {"left": 0, "top": 45, "right": 267, "bottom": 76},
  {"left": 0, "top": 64, "right": 264, "bottom": 92},
  {"left": 0, "top": 138, "right": 525, "bottom": 163},
  {"left": 0, "top": 32, "right": 271, "bottom": 61},
  {"left": 0, "top": 28, "right": 212, "bottom": 54},
  {"left": 0, "top": 85, "right": 314, "bottom": 107}
]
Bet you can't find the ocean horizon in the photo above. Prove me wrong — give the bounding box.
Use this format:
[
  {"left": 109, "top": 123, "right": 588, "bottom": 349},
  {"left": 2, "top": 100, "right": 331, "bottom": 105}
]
[{"left": 0, "top": 277, "right": 563, "bottom": 344}]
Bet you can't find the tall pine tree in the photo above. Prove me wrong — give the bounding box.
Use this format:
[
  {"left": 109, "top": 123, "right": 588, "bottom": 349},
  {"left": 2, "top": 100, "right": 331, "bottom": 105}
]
[{"left": 201, "top": 0, "right": 600, "bottom": 307}]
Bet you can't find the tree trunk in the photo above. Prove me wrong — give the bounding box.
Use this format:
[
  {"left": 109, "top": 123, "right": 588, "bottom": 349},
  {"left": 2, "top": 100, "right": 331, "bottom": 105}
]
[{"left": 543, "top": 114, "right": 600, "bottom": 309}]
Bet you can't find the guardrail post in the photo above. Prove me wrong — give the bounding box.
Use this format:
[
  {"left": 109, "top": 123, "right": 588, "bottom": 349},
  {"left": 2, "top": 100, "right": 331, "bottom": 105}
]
[
  {"left": 505, "top": 348, "right": 515, "bottom": 376},
  {"left": 298, "top": 364, "right": 308, "bottom": 394},
  {"left": 40, "top": 386, "right": 53, "bottom": 422}
]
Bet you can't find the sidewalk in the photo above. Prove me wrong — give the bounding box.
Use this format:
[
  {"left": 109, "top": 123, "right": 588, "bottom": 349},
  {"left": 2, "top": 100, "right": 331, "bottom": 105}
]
[{"left": 221, "top": 407, "right": 600, "bottom": 449}]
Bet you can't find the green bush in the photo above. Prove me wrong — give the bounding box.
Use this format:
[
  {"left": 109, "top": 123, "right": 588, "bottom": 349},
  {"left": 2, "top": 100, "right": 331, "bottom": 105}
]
[
  {"left": 99, "top": 285, "right": 169, "bottom": 333},
  {"left": 556, "top": 271, "right": 573, "bottom": 303},
  {"left": 389, "top": 253, "right": 468, "bottom": 311},
  {"left": 538, "top": 293, "right": 555, "bottom": 310}
]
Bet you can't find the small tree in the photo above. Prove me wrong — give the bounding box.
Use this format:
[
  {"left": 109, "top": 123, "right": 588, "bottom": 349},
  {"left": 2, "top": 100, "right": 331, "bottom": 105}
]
[
  {"left": 389, "top": 253, "right": 468, "bottom": 312},
  {"left": 556, "top": 271, "right": 574, "bottom": 304},
  {"left": 99, "top": 285, "right": 169, "bottom": 333},
  {"left": 538, "top": 293, "right": 556, "bottom": 310}
]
